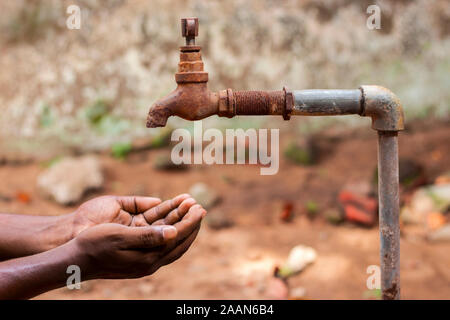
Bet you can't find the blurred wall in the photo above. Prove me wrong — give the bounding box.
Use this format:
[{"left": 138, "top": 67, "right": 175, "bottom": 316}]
[{"left": 0, "top": 0, "right": 448, "bottom": 156}]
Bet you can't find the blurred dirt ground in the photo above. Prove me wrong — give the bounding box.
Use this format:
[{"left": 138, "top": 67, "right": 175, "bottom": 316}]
[{"left": 0, "top": 120, "right": 449, "bottom": 300}]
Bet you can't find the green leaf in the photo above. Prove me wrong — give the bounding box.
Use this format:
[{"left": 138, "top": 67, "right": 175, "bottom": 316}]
[
  {"left": 39, "top": 104, "right": 53, "bottom": 128},
  {"left": 111, "top": 142, "right": 132, "bottom": 159},
  {"left": 85, "top": 99, "right": 110, "bottom": 125}
]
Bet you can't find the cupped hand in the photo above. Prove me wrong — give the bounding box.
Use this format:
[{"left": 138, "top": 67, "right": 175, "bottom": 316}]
[
  {"left": 71, "top": 194, "right": 197, "bottom": 236},
  {"left": 73, "top": 203, "right": 206, "bottom": 279}
]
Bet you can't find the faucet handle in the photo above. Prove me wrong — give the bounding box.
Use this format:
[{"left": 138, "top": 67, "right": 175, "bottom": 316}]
[{"left": 181, "top": 17, "right": 198, "bottom": 45}]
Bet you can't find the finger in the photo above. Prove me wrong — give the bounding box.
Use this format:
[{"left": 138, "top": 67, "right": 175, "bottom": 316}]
[
  {"left": 119, "top": 225, "right": 178, "bottom": 249},
  {"left": 116, "top": 209, "right": 133, "bottom": 226},
  {"left": 156, "top": 227, "right": 200, "bottom": 268},
  {"left": 164, "top": 197, "right": 197, "bottom": 225},
  {"left": 152, "top": 197, "right": 196, "bottom": 226},
  {"left": 155, "top": 205, "right": 204, "bottom": 252},
  {"left": 130, "top": 214, "right": 149, "bottom": 227},
  {"left": 173, "top": 204, "right": 206, "bottom": 240},
  {"left": 143, "top": 194, "right": 191, "bottom": 224},
  {"left": 116, "top": 196, "right": 161, "bottom": 214}
]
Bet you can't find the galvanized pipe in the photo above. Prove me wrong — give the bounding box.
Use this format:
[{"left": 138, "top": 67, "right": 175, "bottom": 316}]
[
  {"left": 292, "top": 89, "right": 362, "bottom": 116},
  {"left": 377, "top": 131, "right": 401, "bottom": 300},
  {"left": 290, "top": 88, "right": 402, "bottom": 299}
]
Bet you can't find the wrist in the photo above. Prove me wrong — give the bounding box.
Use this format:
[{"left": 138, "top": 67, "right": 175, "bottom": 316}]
[
  {"left": 0, "top": 239, "right": 95, "bottom": 299},
  {"left": 37, "top": 213, "right": 77, "bottom": 252},
  {"left": 62, "top": 239, "right": 96, "bottom": 282}
]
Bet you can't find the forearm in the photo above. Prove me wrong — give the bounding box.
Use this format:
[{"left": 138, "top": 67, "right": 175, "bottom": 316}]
[
  {"left": 0, "top": 240, "right": 90, "bottom": 299},
  {"left": 0, "top": 213, "right": 75, "bottom": 260}
]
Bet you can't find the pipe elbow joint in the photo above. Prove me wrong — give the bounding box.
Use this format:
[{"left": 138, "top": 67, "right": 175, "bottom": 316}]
[{"left": 360, "top": 85, "right": 405, "bottom": 132}]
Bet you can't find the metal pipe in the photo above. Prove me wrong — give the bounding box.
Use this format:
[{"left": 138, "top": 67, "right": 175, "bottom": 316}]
[
  {"left": 292, "top": 89, "right": 362, "bottom": 116},
  {"left": 377, "top": 131, "right": 401, "bottom": 300},
  {"left": 292, "top": 88, "right": 402, "bottom": 300}
]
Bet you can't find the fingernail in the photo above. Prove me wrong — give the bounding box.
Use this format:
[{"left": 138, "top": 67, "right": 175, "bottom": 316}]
[{"left": 162, "top": 226, "right": 177, "bottom": 239}]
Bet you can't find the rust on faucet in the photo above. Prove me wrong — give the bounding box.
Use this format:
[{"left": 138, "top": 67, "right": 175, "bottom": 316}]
[
  {"left": 146, "top": 17, "right": 219, "bottom": 128},
  {"left": 146, "top": 17, "right": 293, "bottom": 128}
]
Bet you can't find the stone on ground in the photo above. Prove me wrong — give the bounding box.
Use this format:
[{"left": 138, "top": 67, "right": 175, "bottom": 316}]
[{"left": 37, "top": 155, "right": 103, "bottom": 205}]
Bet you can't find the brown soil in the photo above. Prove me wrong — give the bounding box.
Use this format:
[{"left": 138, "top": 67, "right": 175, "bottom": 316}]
[{"left": 0, "top": 120, "right": 449, "bottom": 299}]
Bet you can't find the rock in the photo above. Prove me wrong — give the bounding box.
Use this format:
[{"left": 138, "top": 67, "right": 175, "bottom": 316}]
[
  {"left": 426, "top": 212, "right": 446, "bottom": 230},
  {"left": 400, "top": 206, "right": 423, "bottom": 225},
  {"left": 278, "top": 245, "right": 317, "bottom": 278},
  {"left": 189, "top": 182, "right": 221, "bottom": 209},
  {"left": 37, "top": 156, "right": 103, "bottom": 205},
  {"left": 338, "top": 190, "right": 377, "bottom": 226},
  {"left": 427, "top": 183, "right": 450, "bottom": 212},
  {"left": 427, "top": 224, "right": 450, "bottom": 242},
  {"left": 279, "top": 201, "right": 294, "bottom": 222},
  {"left": 205, "top": 209, "right": 233, "bottom": 230},
  {"left": 401, "top": 190, "right": 433, "bottom": 225},
  {"left": 344, "top": 204, "right": 376, "bottom": 226},
  {"left": 402, "top": 183, "right": 450, "bottom": 225},
  {"left": 339, "top": 191, "right": 377, "bottom": 212},
  {"left": 342, "top": 181, "right": 373, "bottom": 197},
  {"left": 153, "top": 152, "right": 188, "bottom": 171}
]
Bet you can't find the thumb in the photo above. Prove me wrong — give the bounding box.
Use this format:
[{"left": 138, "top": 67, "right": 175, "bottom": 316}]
[{"left": 119, "top": 225, "right": 178, "bottom": 249}]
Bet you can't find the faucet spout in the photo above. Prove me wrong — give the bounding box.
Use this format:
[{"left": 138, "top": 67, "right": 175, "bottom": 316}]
[
  {"left": 146, "top": 83, "right": 219, "bottom": 128},
  {"left": 146, "top": 91, "right": 177, "bottom": 128}
]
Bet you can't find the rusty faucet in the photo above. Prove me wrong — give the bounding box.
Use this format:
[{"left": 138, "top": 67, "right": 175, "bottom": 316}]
[{"left": 146, "top": 18, "right": 404, "bottom": 300}]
